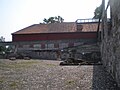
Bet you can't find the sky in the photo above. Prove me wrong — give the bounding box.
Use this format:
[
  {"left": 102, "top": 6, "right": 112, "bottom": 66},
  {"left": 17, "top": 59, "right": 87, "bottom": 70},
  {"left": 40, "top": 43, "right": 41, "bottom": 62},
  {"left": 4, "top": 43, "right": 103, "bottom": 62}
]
[{"left": 0, "top": 0, "right": 104, "bottom": 41}]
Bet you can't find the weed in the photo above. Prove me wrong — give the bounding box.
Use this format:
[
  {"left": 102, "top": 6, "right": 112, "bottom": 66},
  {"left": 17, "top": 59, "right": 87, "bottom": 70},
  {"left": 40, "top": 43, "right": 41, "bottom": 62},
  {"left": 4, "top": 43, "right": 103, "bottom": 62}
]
[
  {"left": 46, "top": 63, "right": 56, "bottom": 67},
  {"left": 0, "top": 80, "right": 4, "bottom": 83},
  {"left": 9, "top": 81, "right": 19, "bottom": 88},
  {"left": 65, "top": 80, "right": 75, "bottom": 86}
]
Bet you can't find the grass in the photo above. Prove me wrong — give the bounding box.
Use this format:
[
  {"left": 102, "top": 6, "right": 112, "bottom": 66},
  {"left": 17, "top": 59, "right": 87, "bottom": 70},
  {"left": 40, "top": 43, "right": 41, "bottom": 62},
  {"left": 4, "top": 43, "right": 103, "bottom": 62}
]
[
  {"left": 0, "top": 76, "right": 5, "bottom": 84},
  {"left": 66, "top": 80, "right": 75, "bottom": 86},
  {"left": 0, "top": 60, "right": 39, "bottom": 69},
  {"left": 0, "top": 76, "right": 21, "bottom": 89},
  {"left": 9, "top": 81, "right": 19, "bottom": 89},
  {"left": 0, "top": 80, "right": 4, "bottom": 83},
  {"left": 45, "top": 63, "right": 57, "bottom": 67},
  {"left": 64, "top": 80, "right": 76, "bottom": 89}
]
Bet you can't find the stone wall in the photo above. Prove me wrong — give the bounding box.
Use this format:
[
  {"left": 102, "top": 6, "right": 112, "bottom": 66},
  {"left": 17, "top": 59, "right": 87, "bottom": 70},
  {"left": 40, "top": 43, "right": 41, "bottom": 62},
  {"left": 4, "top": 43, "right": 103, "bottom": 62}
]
[
  {"left": 13, "top": 38, "right": 96, "bottom": 60},
  {"left": 101, "top": 0, "right": 120, "bottom": 87}
]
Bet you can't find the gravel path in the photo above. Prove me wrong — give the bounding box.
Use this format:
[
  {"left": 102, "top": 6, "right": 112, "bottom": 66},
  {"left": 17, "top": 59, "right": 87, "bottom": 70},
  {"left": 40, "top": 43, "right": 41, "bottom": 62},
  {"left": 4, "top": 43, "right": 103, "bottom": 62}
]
[{"left": 0, "top": 59, "right": 119, "bottom": 90}]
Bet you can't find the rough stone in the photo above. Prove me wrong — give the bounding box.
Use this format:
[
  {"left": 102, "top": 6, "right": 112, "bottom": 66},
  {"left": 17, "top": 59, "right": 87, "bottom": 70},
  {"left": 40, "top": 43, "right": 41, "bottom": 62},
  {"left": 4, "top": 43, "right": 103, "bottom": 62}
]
[{"left": 101, "top": 0, "right": 120, "bottom": 87}]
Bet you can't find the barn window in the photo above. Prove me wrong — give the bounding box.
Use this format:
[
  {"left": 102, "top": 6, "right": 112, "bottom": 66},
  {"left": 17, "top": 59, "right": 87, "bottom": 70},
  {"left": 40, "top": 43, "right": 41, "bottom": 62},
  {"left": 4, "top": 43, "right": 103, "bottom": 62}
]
[
  {"left": 59, "top": 43, "right": 68, "bottom": 49},
  {"left": 33, "top": 44, "right": 41, "bottom": 49},
  {"left": 46, "top": 44, "right": 54, "bottom": 49}
]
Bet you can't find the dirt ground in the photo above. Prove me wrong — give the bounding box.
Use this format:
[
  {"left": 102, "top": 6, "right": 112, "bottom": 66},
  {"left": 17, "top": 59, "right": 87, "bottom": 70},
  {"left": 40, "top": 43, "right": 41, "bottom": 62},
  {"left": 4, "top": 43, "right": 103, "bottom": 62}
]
[{"left": 0, "top": 59, "right": 119, "bottom": 90}]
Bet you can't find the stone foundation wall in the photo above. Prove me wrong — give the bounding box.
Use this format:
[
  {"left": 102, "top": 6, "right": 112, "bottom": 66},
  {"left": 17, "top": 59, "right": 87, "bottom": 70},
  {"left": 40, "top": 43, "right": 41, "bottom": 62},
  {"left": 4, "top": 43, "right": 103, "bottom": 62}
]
[
  {"left": 14, "top": 38, "right": 96, "bottom": 60},
  {"left": 101, "top": 0, "right": 120, "bottom": 87},
  {"left": 28, "top": 51, "right": 70, "bottom": 60}
]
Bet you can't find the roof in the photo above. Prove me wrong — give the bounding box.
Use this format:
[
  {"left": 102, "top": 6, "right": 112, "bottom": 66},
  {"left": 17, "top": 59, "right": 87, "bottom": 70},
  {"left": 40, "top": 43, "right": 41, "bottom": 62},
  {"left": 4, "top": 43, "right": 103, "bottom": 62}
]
[{"left": 12, "top": 22, "right": 100, "bottom": 35}]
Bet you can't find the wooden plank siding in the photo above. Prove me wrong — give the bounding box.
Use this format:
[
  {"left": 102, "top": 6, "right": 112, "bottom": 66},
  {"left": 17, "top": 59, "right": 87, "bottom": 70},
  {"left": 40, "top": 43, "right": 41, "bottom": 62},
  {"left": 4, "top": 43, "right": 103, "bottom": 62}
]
[{"left": 12, "top": 32, "right": 97, "bottom": 42}]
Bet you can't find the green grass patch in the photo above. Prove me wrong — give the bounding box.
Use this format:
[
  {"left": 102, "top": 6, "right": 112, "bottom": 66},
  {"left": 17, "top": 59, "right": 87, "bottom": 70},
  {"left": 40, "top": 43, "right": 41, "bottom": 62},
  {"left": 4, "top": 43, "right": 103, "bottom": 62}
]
[
  {"left": 0, "top": 77, "right": 5, "bottom": 84},
  {"left": 45, "top": 63, "right": 56, "bottom": 67},
  {"left": 0, "top": 80, "right": 4, "bottom": 83},
  {"left": 66, "top": 80, "right": 75, "bottom": 86},
  {"left": 9, "top": 81, "right": 19, "bottom": 89},
  {"left": 0, "top": 60, "right": 39, "bottom": 69},
  {"left": 64, "top": 80, "right": 76, "bottom": 89}
]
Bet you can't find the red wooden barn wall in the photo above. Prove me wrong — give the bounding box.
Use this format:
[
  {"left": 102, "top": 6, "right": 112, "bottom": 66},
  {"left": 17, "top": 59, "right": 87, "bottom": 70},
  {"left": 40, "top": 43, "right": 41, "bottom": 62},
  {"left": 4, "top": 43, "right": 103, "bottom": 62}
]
[{"left": 12, "top": 32, "right": 97, "bottom": 42}]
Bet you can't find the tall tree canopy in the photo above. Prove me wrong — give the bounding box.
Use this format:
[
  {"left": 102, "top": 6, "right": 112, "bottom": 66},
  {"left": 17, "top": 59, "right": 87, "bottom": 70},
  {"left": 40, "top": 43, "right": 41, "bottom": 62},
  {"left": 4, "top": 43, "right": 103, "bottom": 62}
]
[
  {"left": 93, "top": 5, "right": 102, "bottom": 19},
  {"left": 43, "top": 16, "right": 64, "bottom": 24}
]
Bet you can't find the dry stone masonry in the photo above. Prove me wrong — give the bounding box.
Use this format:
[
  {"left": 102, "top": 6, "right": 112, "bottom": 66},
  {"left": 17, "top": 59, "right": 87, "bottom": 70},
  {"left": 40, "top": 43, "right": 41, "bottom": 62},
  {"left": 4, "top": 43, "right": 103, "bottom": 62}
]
[{"left": 101, "top": 0, "right": 120, "bottom": 87}]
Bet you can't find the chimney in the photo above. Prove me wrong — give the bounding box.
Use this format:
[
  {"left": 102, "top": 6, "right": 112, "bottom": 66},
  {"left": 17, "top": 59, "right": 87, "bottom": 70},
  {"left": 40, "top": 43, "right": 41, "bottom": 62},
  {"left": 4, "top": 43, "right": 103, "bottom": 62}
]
[{"left": 76, "top": 24, "right": 83, "bottom": 32}]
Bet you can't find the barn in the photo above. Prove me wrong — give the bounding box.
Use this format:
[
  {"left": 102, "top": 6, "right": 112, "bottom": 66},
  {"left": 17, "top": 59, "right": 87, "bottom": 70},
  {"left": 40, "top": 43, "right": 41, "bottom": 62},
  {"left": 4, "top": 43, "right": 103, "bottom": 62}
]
[{"left": 12, "top": 19, "right": 100, "bottom": 59}]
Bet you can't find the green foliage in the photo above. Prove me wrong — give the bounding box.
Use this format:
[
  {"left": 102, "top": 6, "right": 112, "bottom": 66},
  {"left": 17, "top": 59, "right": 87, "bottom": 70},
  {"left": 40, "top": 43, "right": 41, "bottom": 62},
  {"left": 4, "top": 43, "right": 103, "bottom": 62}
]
[
  {"left": 0, "top": 36, "right": 5, "bottom": 42},
  {"left": 0, "top": 45, "right": 12, "bottom": 54},
  {"left": 43, "top": 16, "right": 64, "bottom": 24},
  {"left": 93, "top": 5, "right": 102, "bottom": 19},
  {"left": 0, "top": 46, "right": 6, "bottom": 52}
]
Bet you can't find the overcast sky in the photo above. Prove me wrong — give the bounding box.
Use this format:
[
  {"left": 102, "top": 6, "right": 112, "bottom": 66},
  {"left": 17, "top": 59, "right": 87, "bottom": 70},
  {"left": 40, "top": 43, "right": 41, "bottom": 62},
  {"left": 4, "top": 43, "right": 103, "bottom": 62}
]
[{"left": 0, "top": 0, "right": 104, "bottom": 41}]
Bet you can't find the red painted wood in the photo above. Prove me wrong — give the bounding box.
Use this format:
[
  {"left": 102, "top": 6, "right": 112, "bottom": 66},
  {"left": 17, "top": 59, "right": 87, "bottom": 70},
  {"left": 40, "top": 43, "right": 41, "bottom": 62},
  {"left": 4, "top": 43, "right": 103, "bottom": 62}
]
[{"left": 12, "top": 32, "right": 97, "bottom": 42}]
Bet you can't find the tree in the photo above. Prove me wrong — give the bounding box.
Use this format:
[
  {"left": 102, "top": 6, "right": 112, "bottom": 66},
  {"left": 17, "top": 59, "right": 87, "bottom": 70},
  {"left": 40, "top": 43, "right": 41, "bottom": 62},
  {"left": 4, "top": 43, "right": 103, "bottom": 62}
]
[
  {"left": 0, "top": 46, "right": 5, "bottom": 52},
  {"left": 93, "top": 5, "right": 102, "bottom": 19},
  {"left": 0, "top": 36, "right": 5, "bottom": 42},
  {"left": 55, "top": 16, "right": 64, "bottom": 23},
  {"left": 43, "top": 16, "right": 64, "bottom": 24}
]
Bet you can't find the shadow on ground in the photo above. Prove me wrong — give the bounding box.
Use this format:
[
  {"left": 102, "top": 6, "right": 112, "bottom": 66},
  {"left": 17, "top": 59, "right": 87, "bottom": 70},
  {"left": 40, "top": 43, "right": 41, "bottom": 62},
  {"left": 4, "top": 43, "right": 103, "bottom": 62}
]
[{"left": 92, "top": 65, "right": 119, "bottom": 90}]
